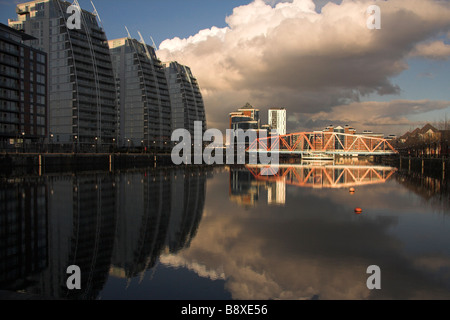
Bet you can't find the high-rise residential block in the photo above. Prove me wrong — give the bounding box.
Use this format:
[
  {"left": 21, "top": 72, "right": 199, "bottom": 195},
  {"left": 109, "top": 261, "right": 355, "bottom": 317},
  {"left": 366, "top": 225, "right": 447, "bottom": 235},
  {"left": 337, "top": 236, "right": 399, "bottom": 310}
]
[
  {"left": 268, "top": 108, "right": 286, "bottom": 135},
  {"left": 9, "top": 0, "right": 117, "bottom": 149},
  {"left": 164, "top": 61, "right": 206, "bottom": 137},
  {"left": 108, "top": 37, "right": 171, "bottom": 151},
  {"left": 0, "top": 23, "right": 47, "bottom": 150}
]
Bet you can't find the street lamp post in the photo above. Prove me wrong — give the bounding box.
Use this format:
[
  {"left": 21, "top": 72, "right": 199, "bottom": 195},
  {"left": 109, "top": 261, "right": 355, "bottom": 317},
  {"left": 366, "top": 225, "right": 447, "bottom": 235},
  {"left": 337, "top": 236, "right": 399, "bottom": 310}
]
[
  {"left": 50, "top": 133, "right": 54, "bottom": 153},
  {"left": 21, "top": 132, "right": 25, "bottom": 153},
  {"left": 74, "top": 135, "right": 78, "bottom": 153}
]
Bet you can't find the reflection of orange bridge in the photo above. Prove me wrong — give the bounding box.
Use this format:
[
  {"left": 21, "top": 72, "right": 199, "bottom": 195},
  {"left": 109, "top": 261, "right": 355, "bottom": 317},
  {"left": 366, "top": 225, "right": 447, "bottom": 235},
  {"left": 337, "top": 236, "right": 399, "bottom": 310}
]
[
  {"left": 246, "top": 165, "right": 397, "bottom": 189},
  {"left": 247, "top": 131, "right": 398, "bottom": 157}
]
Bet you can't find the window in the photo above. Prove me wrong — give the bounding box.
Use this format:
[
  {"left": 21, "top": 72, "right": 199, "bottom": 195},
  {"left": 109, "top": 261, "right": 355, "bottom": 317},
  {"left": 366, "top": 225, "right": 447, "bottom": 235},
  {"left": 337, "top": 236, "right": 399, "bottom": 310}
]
[
  {"left": 36, "top": 65, "right": 45, "bottom": 75},
  {"left": 37, "top": 85, "right": 45, "bottom": 94},
  {"left": 35, "top": 2, "right": 45, "bottom": 11},
  {"left": 37, "top": 53, "right": 45, "bottom": 64}
]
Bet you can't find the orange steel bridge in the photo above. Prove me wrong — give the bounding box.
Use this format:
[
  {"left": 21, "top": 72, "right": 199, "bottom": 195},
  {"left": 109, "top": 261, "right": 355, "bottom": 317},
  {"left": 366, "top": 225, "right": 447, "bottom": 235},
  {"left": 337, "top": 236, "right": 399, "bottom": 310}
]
[
  {"left": 247, "top": 131, "right": 398, "bottom": 157},
  {"left": 246, "top": 164, "right": 397, "bottom": 189}
]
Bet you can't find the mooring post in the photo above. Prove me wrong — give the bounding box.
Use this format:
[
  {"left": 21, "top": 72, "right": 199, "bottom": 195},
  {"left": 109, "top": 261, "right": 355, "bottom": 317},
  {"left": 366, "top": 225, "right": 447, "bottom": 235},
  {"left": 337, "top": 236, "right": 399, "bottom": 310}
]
[
  {"left": 443, "top": 158, "right": 445, "bottom": 181},
  {"left": 109, "top": 154, "right": 114, "bottom": 172},
  {"left": 38, "top": 154, "right": 42, "bottom": 176}
]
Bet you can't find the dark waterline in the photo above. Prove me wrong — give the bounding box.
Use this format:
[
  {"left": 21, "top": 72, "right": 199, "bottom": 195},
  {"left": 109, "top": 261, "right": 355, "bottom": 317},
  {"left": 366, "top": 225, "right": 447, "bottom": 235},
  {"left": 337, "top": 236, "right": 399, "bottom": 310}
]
[{"left": 1, "top": 162, "right": 450, "bottom": 300}]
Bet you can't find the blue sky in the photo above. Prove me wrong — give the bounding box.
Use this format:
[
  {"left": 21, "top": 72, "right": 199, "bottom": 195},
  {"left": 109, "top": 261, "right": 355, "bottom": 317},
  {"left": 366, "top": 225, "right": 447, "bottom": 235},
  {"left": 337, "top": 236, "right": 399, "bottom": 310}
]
[
  {"left": 1, "top": 0, "right": 449, "bottom": 135},
  {"left": 0, "top": 0, "right": 252, "bottom": 46},
  {"left": 77, "top": 0, "right": 251, "bottom": 46}
]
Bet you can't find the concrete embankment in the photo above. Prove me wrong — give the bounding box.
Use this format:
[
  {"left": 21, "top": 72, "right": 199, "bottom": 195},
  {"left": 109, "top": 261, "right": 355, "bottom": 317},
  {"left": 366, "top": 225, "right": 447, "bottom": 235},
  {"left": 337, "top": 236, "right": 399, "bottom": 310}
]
[{"left": 0, "top": 153, "right": 173, "bottom": 174}]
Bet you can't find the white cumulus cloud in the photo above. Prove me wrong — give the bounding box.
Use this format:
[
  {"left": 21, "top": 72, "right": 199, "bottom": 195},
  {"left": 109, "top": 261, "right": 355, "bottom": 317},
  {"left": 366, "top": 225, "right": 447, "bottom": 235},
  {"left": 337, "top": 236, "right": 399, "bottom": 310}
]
[{"left": 157, "top": 0, "right": 450, "bottom": 133}]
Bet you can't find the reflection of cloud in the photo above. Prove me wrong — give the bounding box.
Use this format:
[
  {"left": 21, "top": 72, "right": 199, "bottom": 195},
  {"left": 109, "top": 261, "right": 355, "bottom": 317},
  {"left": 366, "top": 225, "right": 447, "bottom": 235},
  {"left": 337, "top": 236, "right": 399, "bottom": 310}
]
[
  {"left": 413, "top": 255, "right": 450, "bottom": 279},
  {"left": 170, "top": 171, "right": 450, "bottom": 300},
  {"left": 157, "top": 0, "right": 450, "bottom": 132},
  {"left": 159, "top": 254, "right": 225, "bottom": 281}
]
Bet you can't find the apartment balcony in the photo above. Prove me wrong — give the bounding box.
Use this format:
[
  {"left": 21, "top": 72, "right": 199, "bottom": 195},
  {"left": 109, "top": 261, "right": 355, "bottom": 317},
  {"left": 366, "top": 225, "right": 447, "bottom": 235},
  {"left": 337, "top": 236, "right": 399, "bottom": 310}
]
[{"left": 16, "top": 6, "right": 30, "bottom": 15}]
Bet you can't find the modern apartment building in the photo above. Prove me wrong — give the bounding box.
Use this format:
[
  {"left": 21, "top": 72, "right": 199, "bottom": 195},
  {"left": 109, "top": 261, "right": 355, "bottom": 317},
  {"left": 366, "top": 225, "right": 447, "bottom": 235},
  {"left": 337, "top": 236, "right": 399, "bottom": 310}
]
[
  {"left": 108, "top": 37, "right": 171, "bottom": 151},
  {"left": 9, "top": 0, "right": 117, "bottom": 149},
  {"left": 164, "top": 61, "right": 206, "bottom": 137},
  {"left": 268, "top": 108, "right": 286, "bottom": 135},
  {"left": 0, "top": 23, "right": 47, "bottom": 150}
]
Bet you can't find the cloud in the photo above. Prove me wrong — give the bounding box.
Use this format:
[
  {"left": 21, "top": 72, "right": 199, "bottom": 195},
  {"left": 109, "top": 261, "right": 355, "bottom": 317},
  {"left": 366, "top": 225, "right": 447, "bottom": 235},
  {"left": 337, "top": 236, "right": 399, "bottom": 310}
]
[
  {"left": 417, "top": 72, "right": 434, "bottom": 79},
  {"left": 157, "top": 0, "right": 450, "bottom": 132},
  {"left": 159, "top": 254, "right": 226, "bottom": 281},
  {"left": 410, "top": 40, "right": 450, "bottom": 60},
  {"left": 295, "top": 99, "right": 450, "bottom": 134},
  {"left": 167, "top": 175, "right": 450, "bottom": 300}
]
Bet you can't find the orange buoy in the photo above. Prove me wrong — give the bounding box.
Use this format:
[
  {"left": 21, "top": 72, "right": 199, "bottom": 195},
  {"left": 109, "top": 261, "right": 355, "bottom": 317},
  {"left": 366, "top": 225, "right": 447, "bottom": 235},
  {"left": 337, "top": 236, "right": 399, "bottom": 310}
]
[
  {"left": 354, "top": 207, "right": 362, "bottom": 214},
  {"left": 349, "top": 187, "right": 355, "bottom": 194}
]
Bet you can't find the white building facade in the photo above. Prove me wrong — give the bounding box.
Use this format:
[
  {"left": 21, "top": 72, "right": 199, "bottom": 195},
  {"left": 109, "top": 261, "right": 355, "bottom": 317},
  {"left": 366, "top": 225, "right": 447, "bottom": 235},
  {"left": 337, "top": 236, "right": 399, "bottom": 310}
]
[{"left": 268, "top": 108, "right": 286, "bottom": 135}]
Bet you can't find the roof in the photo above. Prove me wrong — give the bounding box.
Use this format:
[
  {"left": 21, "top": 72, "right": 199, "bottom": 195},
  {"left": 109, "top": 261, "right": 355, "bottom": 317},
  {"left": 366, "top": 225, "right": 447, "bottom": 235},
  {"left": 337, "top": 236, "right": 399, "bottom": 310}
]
[
  {"left": 419, "top": 123, "right": 438, "bottom": 134},
  {"left": 0, "top": 22, "right": 35, "bottom": 41},
  {"left": 241, "top": 102, "right": 255, "bottom": 109},
  {"left": 399, "top": 132, "right": 410, "bottom": 140},
  {"left": 399, "top": 123, "right": 439, "bottom": 141},
  {"left": 411, "top": 128, "right": 421, "bottom": 135}
]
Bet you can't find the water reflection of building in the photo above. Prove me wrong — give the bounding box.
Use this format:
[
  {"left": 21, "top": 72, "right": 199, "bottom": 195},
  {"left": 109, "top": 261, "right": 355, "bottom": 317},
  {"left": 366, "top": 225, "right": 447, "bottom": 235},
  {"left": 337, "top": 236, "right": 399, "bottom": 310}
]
[
  {"left": 112, "top": 170, "right": 171, "bottom": 279},
  {"left": 1, "top": 167, "right": 209, "bottom": 297},
  {"left": 0, "top": 178, "right": 48, "bottom": 291},
  {"left": 229, "top": 167, "right": 286, "bottom": 207},
  {"left": 229, "top": 168, "right": 260, "bottom": 208},
  {"left": 230, "top": 164, "right": 397, "bottom": 207},
  {"left": 396, "top": 170, "right": 450, "bottom": 212},
  {"left": 111, "top": 168, "right": 207, "bottom": 280},
  {"left": 30, "top": 174, "right": 117, "bottom": 300},
  {"left": 166, "top": 169, "right": 206, "bottom": 253},
  {"left": 247, "top": 164, "right": 397, "bottom": 189},
  {"left": 267, "top": 180, "right": 286, "bottom": 206}
]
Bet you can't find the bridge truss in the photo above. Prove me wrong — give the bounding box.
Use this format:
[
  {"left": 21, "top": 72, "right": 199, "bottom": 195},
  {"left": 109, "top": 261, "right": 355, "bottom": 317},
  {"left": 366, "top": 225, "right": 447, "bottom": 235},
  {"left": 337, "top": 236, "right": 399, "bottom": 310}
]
[{"left": 247, "top": 131, "right": 398, "bottom": 156}]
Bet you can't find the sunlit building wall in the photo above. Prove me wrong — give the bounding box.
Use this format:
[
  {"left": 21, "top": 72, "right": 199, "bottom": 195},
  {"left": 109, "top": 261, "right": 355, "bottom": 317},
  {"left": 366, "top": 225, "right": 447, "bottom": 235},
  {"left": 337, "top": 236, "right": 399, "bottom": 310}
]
[{"left": 268, "top": 108, "right": 286, "bottom": 136}]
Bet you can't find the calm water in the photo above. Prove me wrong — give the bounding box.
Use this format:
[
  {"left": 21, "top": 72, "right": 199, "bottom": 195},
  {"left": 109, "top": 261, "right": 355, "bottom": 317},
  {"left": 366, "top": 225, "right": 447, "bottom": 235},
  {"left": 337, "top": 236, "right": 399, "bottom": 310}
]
[{"left": 1, "top": 161, "right": 450, "bottom": 300}]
